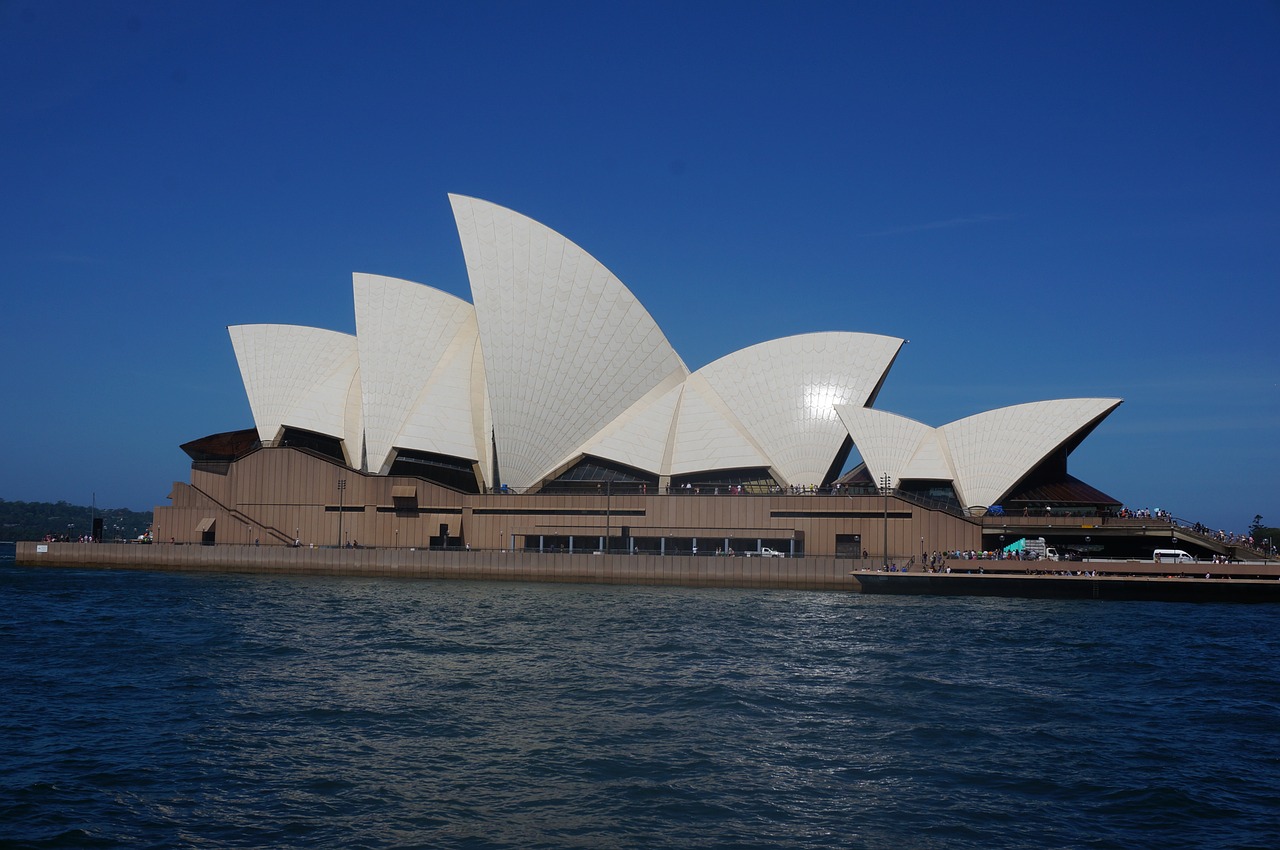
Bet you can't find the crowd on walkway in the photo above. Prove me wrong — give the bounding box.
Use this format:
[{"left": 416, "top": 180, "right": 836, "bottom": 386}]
[
  {"left": 1116, "top": 507, "right": 1172, "bottom": 520},
  {"left": 935, "top": 549, "right": 1046, "bottom": 562},
  {"left": 666, "top": 482, "right": 865, "bottom": 496},
  {"left": 1114, "top": 506, "right": 1271, "bottom": 555}
]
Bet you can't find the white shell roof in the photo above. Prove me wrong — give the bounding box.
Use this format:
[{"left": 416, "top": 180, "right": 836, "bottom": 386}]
[
  {"left": 575, "top": 373, "right": 686, "bottom": 475},
  {"left": 940, "top": 398, "right": 1122, "bottom": 509},
  {"left": 451, "top": 193, "right": 688, "bottom": 490},
  {"left": 353, "top": 273, "right": 485, "bottom": 475},
  {"left": 833, "top": 406, "right": 943, "bottom": 488},
  {"left": 837, "top": 398, "right": 1122, "bottom": 510},
  {"left": 228, "top": 324, "right": 362, "bottom": 464},
  {"left": 223, "top": 195, "right": 1122, "bottom": 499},
  {"left": 696, "top": 333, "right": 902, "bottom": 485},
  {"left": 668, "top": 375, "right": 772, "bottom": 476}
]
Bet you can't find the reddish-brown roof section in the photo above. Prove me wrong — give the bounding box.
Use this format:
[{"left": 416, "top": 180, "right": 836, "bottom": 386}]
[
  {"left": 180, "top": 428, "right": 261, "bottom": 462},
  {"left": 1003, "top": 474, "right": 1122, "bottom": 507}
]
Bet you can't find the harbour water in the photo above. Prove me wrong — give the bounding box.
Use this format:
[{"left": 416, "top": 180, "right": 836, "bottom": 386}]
[{"left": 2, "top": 564, "right": 1277, "bottom": 849}]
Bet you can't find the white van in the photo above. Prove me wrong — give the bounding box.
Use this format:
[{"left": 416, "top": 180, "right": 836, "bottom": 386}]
[{"left": 1153, "top": 549, "right": 1194, "bottom": 564}]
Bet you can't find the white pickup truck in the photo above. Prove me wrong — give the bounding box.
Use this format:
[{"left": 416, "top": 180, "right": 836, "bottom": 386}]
[{"left": 745, "top": 547, "right": 786, "bottom": 558}]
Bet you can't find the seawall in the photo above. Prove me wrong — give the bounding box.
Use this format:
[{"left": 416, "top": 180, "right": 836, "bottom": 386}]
[{"left": 15, "top": 542, "right": 862, "bottom": 591}]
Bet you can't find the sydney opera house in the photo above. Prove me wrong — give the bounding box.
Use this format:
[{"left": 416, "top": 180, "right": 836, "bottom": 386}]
[{"left": 154, "top": 195, "right": 1125, "bottom": 559}]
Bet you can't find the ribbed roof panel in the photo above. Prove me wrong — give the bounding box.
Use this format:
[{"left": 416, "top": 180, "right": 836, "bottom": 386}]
[
  {"left": 834, "top": 405, "right": 937, "bottom": 489},
  {"left": 698, "top": 332, "right": 902, "bottom": 486},
  {"left": 353, "top": 273, "right": 482, "bottom": 473},
  {"left": 939, "top": 398, "right": 1123, "bottom": 510},
  {"left": 228, "top": 324, "right": 360, "bottom": 461},
  {"left": 451, "top": 194, "right": 688, "bottom": 490}
]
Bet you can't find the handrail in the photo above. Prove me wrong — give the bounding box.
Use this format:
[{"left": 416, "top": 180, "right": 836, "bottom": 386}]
[
  {"left": 184, "top": 482, "right": 293, "bottom": 545},
  {"left": 886, "top": 488, "right": 968, "bottom": 518}
]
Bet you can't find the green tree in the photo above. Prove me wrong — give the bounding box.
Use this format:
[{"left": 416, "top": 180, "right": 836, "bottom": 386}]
[
  {"left": 1249, "top": 515, "right": 1279, "bottom": 555},
  {"left": 0, "top": 499, "right": 152, "bottom": 542}
]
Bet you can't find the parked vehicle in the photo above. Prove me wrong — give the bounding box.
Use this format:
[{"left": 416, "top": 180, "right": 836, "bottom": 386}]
[
  {"left": 1153, "top": 548, "right": 1195, "bottom": 564},
  {"left": 1014, "top": 538, "right": 1075, "bottom": 561},
  {"left": 1022, "top": 537, "right": 1048, "bottom": 558},
  {"left": 745, "top": 547, "right": 786, "bottom": 558}
]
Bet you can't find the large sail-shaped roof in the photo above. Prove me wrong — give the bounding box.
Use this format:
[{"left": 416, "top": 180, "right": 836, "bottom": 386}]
[
  {"left": 221, "top": 195, "right": 1122, "bottom": 502},
  {"left": 940, "top": 398, "right": 1122, "bottom": 510},
  {"left": 834, "top": 406, "right": 943, "bottom": 488},
  {"left": 228, "top": 324, "right": 362, "bottom": 465},
  {"left": 838, "top": 398, "right": 1123, "bottom": 511},
  {"left": 451, "top": 194, "right": 688, "bottom": 490},
  {"left": 353, "top": 273, "right": 486, "bottom": 475},
  {"left": 695, "top": 332, "right": 902, "bottom": 485}
]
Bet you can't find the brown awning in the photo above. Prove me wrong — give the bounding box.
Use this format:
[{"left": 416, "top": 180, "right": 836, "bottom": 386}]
[
  {"left": 392, "top": 485, "right": 417, "bottom": 499},
  {"left": 195, "top": 517, "right": 216, "bottom": 533}
]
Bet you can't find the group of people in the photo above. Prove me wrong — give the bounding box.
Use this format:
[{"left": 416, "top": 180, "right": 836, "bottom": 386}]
[
  {"left": 1176, "top": 519, "right": 1268, "bottom": 552},
  {"left": 943, "top": 549, "right": 1029, "bottom": 561},
  {"left": 1116, "top": 507, "right": 1170, "bottom": 520},
  {"left": 42, "top": 533, "right": 94, "bottom": 543}
]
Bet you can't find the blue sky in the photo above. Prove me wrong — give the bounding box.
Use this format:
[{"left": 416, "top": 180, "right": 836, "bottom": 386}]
[{"left": 2, "top": 1, "right": 1276, "bottom": 533}]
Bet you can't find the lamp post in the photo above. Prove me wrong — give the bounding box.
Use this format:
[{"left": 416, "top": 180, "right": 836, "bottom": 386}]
[
  {"left": 604, "top": 478, "right": 612, "bottom": 554},
  {"left": 337, "top": 478, "right": 346, "bottom": 548},
  {"left": 880, "top": 473, "right": 891, "bottom": 569}
]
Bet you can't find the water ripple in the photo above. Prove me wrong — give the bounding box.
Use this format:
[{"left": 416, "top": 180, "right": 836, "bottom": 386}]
[{"left": 2, "top": 567, "right": 1278, "bottom": 849}]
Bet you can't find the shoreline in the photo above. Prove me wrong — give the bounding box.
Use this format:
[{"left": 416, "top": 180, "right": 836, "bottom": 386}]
[
  {"left": 13, "top": 541, "right": 859, "bottom": 591},
  {"left": 14, "top": 541, "right": 1280, "bottom": 601}
]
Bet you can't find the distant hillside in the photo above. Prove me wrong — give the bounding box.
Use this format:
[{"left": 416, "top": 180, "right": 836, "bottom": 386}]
[{"left": 0, "top": 499, "right": 153, "bottom": 542}]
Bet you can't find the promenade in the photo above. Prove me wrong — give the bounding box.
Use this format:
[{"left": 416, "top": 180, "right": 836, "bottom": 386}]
[
  {"left": 15, "top": 542, "right": 861, "bottom": 591},
  {"left": 18, "top": 540, "right": 1280, "bottom": 596}
]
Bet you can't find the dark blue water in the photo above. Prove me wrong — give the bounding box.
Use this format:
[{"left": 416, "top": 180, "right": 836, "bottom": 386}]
[{"left": 2, "top": 565, "right": 1277, "bottom": 849}]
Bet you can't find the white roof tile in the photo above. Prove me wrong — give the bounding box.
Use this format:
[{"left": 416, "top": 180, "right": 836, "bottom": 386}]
[
  {"left": 353, "top": 273, "right": 484, "bottom": 474},
  {"left": 228, "top": 324, "right": 361, "bottom": 464},
  {"left": 697, "top": 333, "right": 902, "bottom": 486},
  {"left": 451, "top": 194, "right": 688, "bottom": 490},
  {"left": 939, "top": 398, "right": 1122, "bottom": 510}
]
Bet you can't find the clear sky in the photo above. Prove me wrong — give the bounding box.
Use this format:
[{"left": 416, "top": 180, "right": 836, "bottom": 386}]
[{"left": 2, "top": 1, "right": 1276, "bottom": 533}]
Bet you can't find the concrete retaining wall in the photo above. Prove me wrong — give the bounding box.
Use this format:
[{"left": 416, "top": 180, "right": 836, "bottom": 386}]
[{"left": 16, "top": 542, "right": 863, "bottom": 592}]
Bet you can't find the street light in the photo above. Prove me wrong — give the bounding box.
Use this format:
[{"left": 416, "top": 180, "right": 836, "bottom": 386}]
[
  {"left": 880, "top": 473, "right": 892, "bottom": 569},
  {"left": 337, "top": 478, "right": 347, "bottom": 548},
  {"left": 604, "top": 478, "right": 612, "bottom": 554}
]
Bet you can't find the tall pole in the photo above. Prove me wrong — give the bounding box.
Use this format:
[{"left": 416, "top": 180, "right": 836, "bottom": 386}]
[
  {"left": 881, "top": 473, "right": 891, "bottom": 568},
  {"left": 337, "top": 478, "right": 346, "bottom": 548},
  {"left": 605, "top": 478, "right": 612, "bottom": 554}
]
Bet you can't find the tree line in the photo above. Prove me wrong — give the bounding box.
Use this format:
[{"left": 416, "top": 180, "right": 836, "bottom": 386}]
[
  {"left": 0, "top": 499, "right": 153, "bottom": 542},
  {"left": 1251, "top": 515, "right": 1280, "bottom": 551}
]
